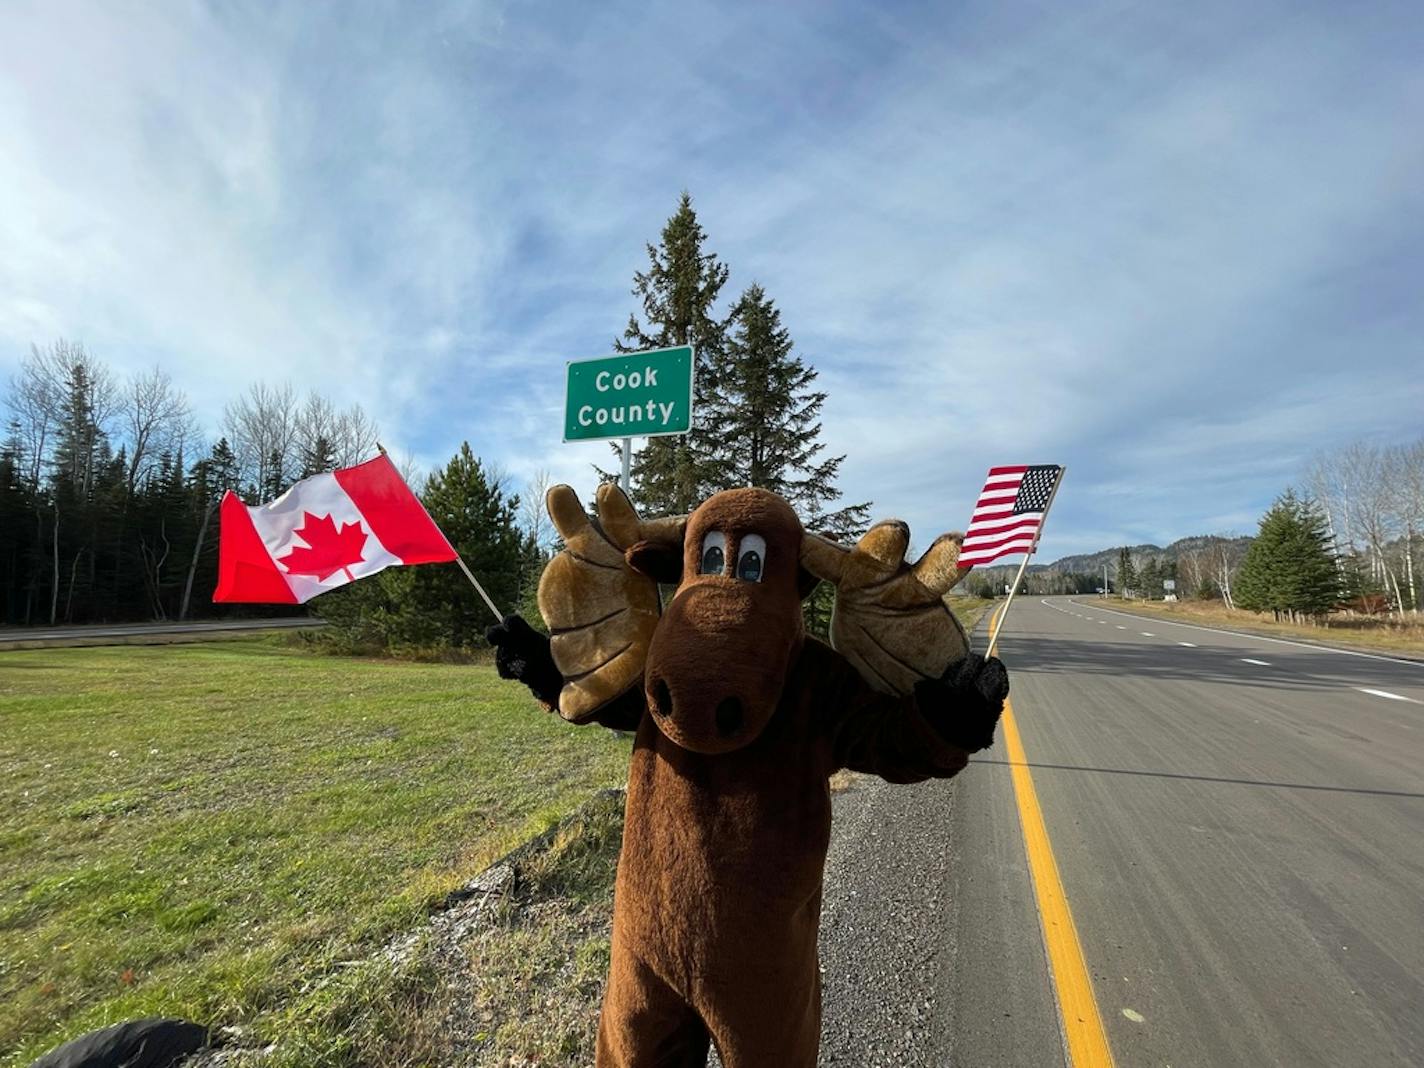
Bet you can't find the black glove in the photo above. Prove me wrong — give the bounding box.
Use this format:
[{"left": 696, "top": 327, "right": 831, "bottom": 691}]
[
  {"left": 485, "top": 615, "right": 564, "bottom": 707},
  {"left": 914, "top": 652, "right": 1009, "bottom": 753}
]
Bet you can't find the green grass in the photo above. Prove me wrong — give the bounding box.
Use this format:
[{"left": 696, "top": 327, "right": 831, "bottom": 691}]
[{"left": 0, "top": 641, "right": 631, "bottom": 1066}]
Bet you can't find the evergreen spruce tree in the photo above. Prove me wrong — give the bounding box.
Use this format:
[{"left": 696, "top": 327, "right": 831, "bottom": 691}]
[
  {"left": 319, "top": 443, "right": 525, "bottom": 651},
  {"left": 407, "top": 444, "right": 523, "bottom": 647},
  {"left": 1116, "top": 547, "right": 1138, "bottom": 597},
  {"left": 0, "top": 428, "right": 38, "bottom": 623},
  {"left": 1139, "top": 557, "right": 1161, "bottom": 600},
  {"left": 46, "top": 360, "right": 119, "bottom": 622},
  {"left": 617, "top": 192, "right": 730, "bottom": 514},
  {"left": 705, "top": 283, "right": 870, "bottom": 538},
  {"left": 1234, "top": 490, "right": 1339, "bottom": 621},
  {"left": 300, "top": 435, "right": 337, "bottom": 478},
  {"left": 1336, "top": 550, "right": 1385, "bottom": 609}
]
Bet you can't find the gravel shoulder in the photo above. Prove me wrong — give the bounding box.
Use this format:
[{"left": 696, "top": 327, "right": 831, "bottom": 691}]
[
  {"left": 816, "top": 612, "right": 1063, "bottom": 1067},
  {"left": 817, "top": 768, "right": 1062, "bottom": 1067}
]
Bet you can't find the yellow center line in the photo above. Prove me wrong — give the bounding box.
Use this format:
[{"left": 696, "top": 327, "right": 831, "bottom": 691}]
[{"left": 992, "top": 607, "right": 1116, "bottom": 1067}]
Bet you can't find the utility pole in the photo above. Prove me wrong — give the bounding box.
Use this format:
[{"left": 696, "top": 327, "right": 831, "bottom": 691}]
[{"left": 1103, "top": 562, "right": 1109, "bottom": 598}]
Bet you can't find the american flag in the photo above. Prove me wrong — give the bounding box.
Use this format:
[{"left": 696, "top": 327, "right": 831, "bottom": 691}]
[{"left": 957, "top": 464, "right": 1064, "bottom": 568}]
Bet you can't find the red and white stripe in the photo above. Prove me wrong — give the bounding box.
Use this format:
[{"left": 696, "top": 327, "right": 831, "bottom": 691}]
[
  {"left": 958, "top": 465, "right": 1043, "bottom": 567},
  {"left": 215, "top": 455, "right": 456, "bottom": 604}
]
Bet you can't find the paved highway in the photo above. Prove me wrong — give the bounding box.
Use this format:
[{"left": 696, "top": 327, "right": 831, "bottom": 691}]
[
  {"left": 819, "top": 595, "right": 1423, "bottom": 1066},
  {"left": 0, "top": 617, "right": 322, "bottom": 647}
]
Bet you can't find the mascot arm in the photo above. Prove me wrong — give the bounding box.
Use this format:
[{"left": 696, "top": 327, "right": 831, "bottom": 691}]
[
  {"left": 486, "top": 614, "right": 645, "bottom": 730},
  {"left": 822, "top": 643, "right": 1009, "bottom": 782},
  {"left": 535, "top": 483, "right": 683, "bottom": 724}
]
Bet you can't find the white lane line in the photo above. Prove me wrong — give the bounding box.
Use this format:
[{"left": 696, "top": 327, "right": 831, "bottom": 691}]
[
  {"left": 1356, "top": 688, "right": 1420, "bottom": 703},
  {"left": 1241, "top": 658, "right": 1271, "bottom": 666},
  {"left": 1064, "top": 597, "right": 1424, "bottom": 668},
  {"left": 1178, "top": 641, "right": 1197, "bottom": 647},
  {"left": 1115, "top": 625, "right": 1127, "bottom": 629},
  {"left": 1141, "top": 632, "right": 1155, "bottom": 637}
]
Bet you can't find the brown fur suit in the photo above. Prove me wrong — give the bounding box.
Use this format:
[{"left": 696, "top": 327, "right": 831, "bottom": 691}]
[{"left": 487, "top": 486, "right": 1008, "bottom": 1067}]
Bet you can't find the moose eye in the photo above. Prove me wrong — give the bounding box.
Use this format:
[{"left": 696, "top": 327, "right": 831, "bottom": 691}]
[
  {"left": 699, "top": 531, "right": 727, "bottom": 575},
  {"left": 737, "top": 534, "right": 767, "bottom": 582}
]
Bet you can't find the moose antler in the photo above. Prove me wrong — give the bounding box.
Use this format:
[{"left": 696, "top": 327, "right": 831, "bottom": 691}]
[
  {"left": 800, "top": 521, "right": 972, "bottom": 696},
  {"left": 538, "top": 483, "right": 684, "bottom": 722}
]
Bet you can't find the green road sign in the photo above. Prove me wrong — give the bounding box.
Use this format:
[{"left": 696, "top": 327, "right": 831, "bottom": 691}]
[{"left": 563, "top": 345, "right": 694, "bottom": 442}]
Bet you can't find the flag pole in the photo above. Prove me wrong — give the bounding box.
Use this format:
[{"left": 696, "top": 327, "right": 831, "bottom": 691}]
[
  {"left": 985, "top": 467, "right": 1066, "bottom": 659},
  {"left": 376, "top": 444, "right": 506, "bottom": 624},
  {"left": 455, "top": 554, "right": 506, "bottom": 623}
]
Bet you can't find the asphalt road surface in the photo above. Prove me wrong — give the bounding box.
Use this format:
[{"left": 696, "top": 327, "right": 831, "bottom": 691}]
[
  {"left": 0, "top": 617, "right": 321, "bottom": 647},
  {"left": 818, "top": 595, "right": 1423, "bottom": 1066}
]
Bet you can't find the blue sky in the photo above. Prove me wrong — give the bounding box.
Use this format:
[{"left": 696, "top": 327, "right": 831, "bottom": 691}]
[{"left": 2, "top": 0, "right": 1421, "bottom": 560}]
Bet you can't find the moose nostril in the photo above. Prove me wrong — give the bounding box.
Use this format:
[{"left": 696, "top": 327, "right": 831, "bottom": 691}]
[
  {"left": 715, "top": 698, "right": 744, "bottom": 737},
  {"left": 653, "top": 679, "right": 673, "bottom": 718}
]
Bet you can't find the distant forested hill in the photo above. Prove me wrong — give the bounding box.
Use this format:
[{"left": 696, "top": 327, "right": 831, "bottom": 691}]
[
  {"left": 958, "top": 534, "right": 1255, "bottom": 597},
  {"left": 1045, "top": 535, "right": 1254, "bottom": 575}
]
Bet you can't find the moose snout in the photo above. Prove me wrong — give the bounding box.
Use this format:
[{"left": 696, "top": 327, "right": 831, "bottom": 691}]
[
  {"left": 643, "top": 579, "right": 797, "bottom": 754},
  {"left": 644, "top": 666, "right": 757, "bottom": 751},
  {"left": 648, "top": 673, "right": 746, "bottom": 737}
]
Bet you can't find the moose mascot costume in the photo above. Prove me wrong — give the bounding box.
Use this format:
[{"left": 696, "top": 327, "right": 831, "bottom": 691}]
[{"left": 487, "top": 483, "right": 1008, "bottom": 1067}]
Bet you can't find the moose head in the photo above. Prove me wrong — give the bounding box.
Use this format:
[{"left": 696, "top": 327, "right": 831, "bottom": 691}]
[{"left": 623, "top": 488, "right": 809, "bottom": 753}]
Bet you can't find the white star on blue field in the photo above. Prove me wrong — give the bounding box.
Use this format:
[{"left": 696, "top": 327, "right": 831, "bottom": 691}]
[{"left": 3, "top": 0, "right": 1421, "bottom": 557}]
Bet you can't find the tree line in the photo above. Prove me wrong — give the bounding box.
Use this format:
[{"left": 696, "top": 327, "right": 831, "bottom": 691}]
[
  {"left": 0, "top": 340, "right": 383, "bottom": 625},
  {"left": 1, "top": 193, "right": 867, "bottom": 638}
]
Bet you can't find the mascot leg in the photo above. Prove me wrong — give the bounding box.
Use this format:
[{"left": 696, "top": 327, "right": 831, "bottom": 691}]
[
  {"left": 697, "top": 960, "right": 820, "bottom": 1068},
  {"left": 596, "top": 939, "right": 710, "bottom": 1067}
]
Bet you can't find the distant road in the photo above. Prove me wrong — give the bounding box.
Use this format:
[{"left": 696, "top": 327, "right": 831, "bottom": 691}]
[
  {"left": 819, "top": 595, "right": 1423, "bottom": 1065},
  {"left": 0, "top": 617, "right": 323, "bottom": 649}
]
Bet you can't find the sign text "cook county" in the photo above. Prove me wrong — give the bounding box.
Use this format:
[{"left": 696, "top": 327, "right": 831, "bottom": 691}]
[{"left": 563, "top": 345, "right": 694, "bottom": 443}]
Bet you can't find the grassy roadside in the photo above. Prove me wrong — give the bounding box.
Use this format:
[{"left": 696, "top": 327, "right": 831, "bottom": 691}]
[
  {"left": 1086, "top": 597, "right": 1424, "bottom": 657},
  {"left": 950, "top": 596, "right": 995, "bottom": 637},
  {"left": 0, "top": 641, "right": 630, "bottom": 1067}
]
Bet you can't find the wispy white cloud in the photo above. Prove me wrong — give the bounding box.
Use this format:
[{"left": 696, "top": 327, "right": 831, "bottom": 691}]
[{"left": 2, "top": 0, "right": 1421, "bottom": 561}]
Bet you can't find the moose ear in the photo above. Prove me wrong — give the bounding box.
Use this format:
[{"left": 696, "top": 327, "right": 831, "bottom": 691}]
[{"left": 626, "top": 540, "right": 684, "bottom": 585}]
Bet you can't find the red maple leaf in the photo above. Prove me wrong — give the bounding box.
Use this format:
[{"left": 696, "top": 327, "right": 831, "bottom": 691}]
[{"left": 277, "top": 512, "right": 368, "bottom": 581}]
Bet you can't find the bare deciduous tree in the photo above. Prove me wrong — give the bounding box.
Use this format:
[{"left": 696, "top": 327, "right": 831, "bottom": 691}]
[
  {"left": 223, "top": 381, "right": 299, "bottom": 496},
  {"left": 122, "top": 366, "right": 195, "bottom": 496},
  {"left": 521, "top": 469, "right": 553, "bottom": 553}
]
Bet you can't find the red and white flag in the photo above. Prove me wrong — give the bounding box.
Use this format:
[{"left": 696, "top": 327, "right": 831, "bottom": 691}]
[
  {"left": 214, "top": 454, "right": 456, "bottom": 604},
  {"left": 958, "top": 464, "right": 1064, "bottom": 568}
]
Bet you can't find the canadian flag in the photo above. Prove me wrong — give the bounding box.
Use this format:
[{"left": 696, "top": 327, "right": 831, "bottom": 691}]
[{"left": 214, "top": 455, "right": 457, "bottom": 604}]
